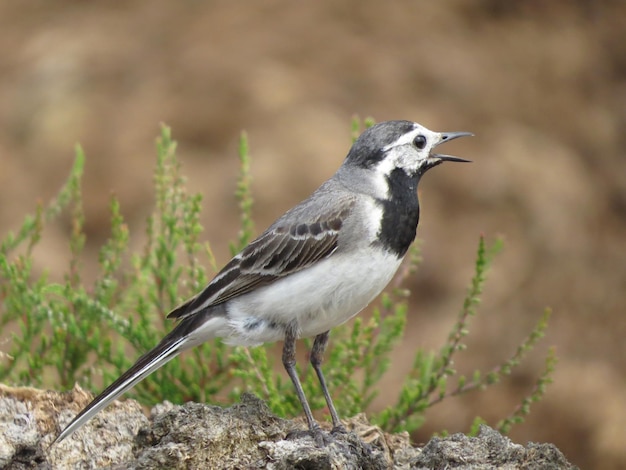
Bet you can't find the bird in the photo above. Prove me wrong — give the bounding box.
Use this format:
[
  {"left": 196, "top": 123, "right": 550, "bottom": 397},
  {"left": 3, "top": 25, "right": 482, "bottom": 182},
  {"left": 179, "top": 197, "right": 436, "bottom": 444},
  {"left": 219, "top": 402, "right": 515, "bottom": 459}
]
[{"left": 53, "top": 120, "right": 472, "bottom": 446}]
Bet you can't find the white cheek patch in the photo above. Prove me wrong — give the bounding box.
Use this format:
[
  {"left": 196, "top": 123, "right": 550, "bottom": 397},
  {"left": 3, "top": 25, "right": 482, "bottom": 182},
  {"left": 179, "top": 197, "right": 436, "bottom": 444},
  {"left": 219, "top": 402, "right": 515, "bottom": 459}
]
[
  {"left": 367, "top": 122, "right": 444, "bottom": 200},
  {"left": 378, "top": 124, "right": 442, "bottom": 177},
  {"left": 374, "top": 146, "right": 421, "bottom": 181}
]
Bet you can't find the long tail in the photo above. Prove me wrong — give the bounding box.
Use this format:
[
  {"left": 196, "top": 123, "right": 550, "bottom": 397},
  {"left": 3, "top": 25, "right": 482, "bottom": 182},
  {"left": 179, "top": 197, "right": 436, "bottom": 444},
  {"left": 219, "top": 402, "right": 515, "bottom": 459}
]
[{"left": 53, "top": 312, "right": 222, "bottom": 444}]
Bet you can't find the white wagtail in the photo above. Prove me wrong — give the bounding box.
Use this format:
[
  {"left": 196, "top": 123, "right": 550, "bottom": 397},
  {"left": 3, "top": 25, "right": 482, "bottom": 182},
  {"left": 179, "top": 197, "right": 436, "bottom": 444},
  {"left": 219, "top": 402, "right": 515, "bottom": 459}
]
[{"left": 54, "top": 120, "right": 471, "bottom": 445}]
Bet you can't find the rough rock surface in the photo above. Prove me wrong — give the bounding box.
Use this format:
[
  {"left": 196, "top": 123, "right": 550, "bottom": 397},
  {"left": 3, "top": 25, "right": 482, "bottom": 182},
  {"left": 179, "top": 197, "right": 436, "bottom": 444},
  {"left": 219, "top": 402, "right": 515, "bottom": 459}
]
[{"left": 0, "top": 384, "right": 577, "bottom": 469}]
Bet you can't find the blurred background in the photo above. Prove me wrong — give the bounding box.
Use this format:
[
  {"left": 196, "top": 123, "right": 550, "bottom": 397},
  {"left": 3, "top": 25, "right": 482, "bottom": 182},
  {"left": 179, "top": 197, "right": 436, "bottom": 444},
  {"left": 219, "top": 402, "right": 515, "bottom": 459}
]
[{"left": 1, "top": 1, "right": 624, "bottom": 468}]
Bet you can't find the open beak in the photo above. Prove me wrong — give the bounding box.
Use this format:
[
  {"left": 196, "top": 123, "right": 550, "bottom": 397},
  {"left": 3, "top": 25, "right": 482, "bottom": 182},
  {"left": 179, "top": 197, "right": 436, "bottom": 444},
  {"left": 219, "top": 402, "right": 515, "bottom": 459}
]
[{"left": 430, "top": 131, "right": 474, "bottom": 163}]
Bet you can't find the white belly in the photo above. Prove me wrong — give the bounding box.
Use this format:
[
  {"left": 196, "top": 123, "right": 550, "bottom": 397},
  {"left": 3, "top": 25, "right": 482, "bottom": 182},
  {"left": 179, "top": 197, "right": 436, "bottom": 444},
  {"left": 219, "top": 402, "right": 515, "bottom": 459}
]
[{"left": 223, "top": 248, "right": 403, "bottom": 345}]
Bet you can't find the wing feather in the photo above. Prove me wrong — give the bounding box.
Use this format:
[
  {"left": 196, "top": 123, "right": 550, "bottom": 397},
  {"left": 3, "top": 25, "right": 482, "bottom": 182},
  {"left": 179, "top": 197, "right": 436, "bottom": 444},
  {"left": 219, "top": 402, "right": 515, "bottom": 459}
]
[{"left": 167, "top": 201, "right": 354, "bottom": 320}]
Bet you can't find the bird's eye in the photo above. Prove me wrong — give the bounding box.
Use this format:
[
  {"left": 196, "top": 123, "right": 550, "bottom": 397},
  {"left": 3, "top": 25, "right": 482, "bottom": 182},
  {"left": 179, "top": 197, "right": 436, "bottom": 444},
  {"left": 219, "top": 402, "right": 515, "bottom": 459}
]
[{"left": 413, "top": 135, "right": 427, "bottom": 149}]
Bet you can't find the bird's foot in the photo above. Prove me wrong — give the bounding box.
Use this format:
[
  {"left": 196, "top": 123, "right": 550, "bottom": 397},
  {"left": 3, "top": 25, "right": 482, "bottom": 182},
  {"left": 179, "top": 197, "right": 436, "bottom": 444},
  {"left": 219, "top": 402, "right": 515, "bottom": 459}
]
[
  {"left": 330, "top": 423, "right": 348, "bottom": 435},
  {"left": 286, "top": 426, "right": 337, "bottom": 447}
]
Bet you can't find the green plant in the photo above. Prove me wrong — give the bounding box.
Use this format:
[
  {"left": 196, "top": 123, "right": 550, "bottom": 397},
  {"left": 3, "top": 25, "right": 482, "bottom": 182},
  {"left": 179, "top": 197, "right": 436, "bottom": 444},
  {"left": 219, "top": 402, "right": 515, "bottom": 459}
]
[
  {"left": 0, "top": 122, "right": 555, "bottom": 436},
  {"left": 374, "top": 237, "right": 555, "bottom": 433}
]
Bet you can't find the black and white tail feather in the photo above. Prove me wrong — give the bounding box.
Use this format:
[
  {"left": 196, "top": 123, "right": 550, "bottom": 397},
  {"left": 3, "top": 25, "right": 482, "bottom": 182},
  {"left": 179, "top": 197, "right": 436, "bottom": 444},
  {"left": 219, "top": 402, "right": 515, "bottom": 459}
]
[{"left": 53, "top": 120, "right": 471, "bottom": 445}]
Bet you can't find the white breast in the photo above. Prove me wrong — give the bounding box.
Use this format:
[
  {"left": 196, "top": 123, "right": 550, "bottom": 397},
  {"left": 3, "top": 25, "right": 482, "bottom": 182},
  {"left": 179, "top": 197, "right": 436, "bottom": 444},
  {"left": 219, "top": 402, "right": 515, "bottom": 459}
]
[{"left": 223, "top": 247, "right": 403, "bottom": 345}]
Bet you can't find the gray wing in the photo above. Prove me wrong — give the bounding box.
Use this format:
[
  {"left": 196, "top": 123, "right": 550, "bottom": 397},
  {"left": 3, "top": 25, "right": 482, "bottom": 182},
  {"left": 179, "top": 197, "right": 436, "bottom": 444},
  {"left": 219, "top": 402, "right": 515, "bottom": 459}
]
[{"left": 167, "top": 199, "right": 355, "bottom": 320}]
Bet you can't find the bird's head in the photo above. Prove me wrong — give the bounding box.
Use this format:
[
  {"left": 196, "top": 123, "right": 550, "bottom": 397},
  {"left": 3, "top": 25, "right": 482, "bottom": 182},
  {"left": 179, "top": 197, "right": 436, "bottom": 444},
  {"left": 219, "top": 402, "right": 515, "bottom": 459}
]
[{"left": 344, "top": 120, "right": 472, "bottom": 179}]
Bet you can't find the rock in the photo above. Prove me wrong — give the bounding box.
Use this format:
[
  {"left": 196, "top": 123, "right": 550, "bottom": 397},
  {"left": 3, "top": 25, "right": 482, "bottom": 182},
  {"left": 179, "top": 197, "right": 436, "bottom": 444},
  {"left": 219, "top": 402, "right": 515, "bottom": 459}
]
[{"left": 0, "top": 384, "right": 577, "bottom": 469}]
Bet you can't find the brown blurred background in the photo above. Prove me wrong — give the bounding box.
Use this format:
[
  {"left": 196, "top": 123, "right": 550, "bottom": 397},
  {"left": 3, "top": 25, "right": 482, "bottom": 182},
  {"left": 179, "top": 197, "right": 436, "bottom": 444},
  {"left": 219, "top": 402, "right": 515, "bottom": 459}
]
[{"left": 1, "top": 1, "right": 624, "bottom": 468}]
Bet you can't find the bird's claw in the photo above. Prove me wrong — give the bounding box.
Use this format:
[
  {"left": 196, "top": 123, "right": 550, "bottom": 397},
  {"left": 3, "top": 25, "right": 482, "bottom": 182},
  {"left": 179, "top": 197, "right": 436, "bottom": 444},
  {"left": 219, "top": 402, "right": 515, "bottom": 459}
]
[
  {"left": 286, "top": 426, "right": 339, "bottom": 447},
  {"left": 331, "top": 424, "right": 348, "bottom": 435}
]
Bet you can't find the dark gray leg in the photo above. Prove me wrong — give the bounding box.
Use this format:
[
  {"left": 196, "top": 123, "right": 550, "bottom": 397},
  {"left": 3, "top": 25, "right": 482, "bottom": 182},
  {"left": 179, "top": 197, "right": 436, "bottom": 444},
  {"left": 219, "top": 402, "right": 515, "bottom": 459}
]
[
  {"left": 311, "top": 331, "right": 347, "bottom": 433},
  {"left": 282, "top": 323, "right": 324, "bottom": 443}
]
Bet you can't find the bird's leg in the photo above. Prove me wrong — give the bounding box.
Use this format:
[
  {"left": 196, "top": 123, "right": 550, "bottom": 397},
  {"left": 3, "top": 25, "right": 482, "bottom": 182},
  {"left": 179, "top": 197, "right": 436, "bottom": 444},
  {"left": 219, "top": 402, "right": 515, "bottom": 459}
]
[
  {"left": 310, "top": 331, "right": 347, "bottom": 434},
  {"left": 282, "top": 323, "right": 326, "bottom": 445}
]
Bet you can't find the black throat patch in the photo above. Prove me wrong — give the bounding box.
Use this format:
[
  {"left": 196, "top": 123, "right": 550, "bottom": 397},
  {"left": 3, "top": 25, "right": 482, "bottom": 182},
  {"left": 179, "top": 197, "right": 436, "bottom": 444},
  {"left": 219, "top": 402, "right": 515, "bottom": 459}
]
[{"left": 375, "top": 167, "right": 420, "bottom": 257}]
